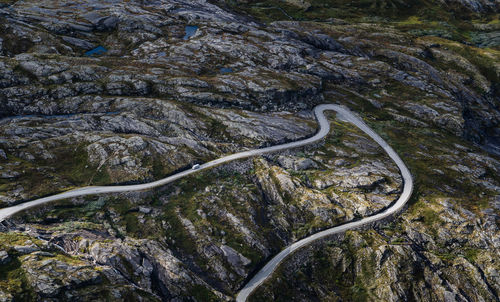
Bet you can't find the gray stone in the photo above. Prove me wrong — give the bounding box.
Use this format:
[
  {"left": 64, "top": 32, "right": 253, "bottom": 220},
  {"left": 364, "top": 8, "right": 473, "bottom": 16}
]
[
  {"left": 61, "top": 36, "right": 95, "bottom": 50},
  {"left": 0, "top": 251, "right": 9, "bottom": 265},
  {"left": 14, "top": 244, "right": 39, "bottom": 254}
]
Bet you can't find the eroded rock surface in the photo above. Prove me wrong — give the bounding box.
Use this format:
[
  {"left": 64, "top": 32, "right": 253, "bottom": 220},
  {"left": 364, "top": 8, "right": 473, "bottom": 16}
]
[{"left": 0, "top": 0, "right": 499, "bottom": 301}]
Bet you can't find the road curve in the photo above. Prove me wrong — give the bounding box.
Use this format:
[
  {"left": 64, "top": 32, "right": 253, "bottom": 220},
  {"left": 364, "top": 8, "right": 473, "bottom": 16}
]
[
  {"left": 236, "top": 104, "right": 413, "bottom": 302},
  {"left": 0, "top": 104, "right": 330, "bottom": 221},
  {"left": 0, "top": 105, "right": 413, "bottom": 302}
]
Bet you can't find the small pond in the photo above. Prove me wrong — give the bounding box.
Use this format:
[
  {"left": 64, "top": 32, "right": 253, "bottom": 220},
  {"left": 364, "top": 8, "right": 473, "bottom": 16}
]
[
  {"left": 85, "top": 46, "right": 107, "bottom": 57},
  {"left": 220, "top": 67, "right": 234, "bottom": 74},
  {"left": 183, "top": 25, "right": 198, "bottom": 40}
]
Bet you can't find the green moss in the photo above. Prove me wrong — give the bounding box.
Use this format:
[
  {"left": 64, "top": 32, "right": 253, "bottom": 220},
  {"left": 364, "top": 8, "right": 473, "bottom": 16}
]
[
  {"left": 0, "top": 233, "right": 41, "bottom": 251},
  {"left": 325, "top": 123, "right": 346, "bottom": 145},
  {"left": 350, "top": 280, "right": 369, "bottom": 302},
  {"left": 151, "top": 157, "right": 165, "bottom": 179},
  {"left": 420, "top": 207, "right": 440, "bottom": 225},
  {"left": 51, "top": 144, "right": 111, "bottom": 186},
  {"left": 288, "top": 170, "right": 309, "bottom": 185},
  {"left": 222, "top": 0, "right": 494, "bottom": 24},
  {"left": 440, "top": 42, "right": 499, "bottom": 88},
  {"left": 250, "top": 232, "right": 381, "bottom": 301},
  {"left": 0, "top": 233, "right": 42, "bottom": 300},
  {"left": 50, "top": 221, "right": 103, "bottom": 232},
  {"left": 463, "top": 248, "right": 480, "bottom": 263},
  {"left": 0, "top": 143, "right": 112, "bottom": 206},
  {"left": 399, "top": 16, "right": 423, "bottom": 25},
  {"left": 160, "top": 202, "right": 198, "bottom": 255},
  {"left": 0, "top": 256, "right": 36, "bottom": 301},
  {"left": 189, "top": 284, "right": 219, "bottom": 302},
  {"left": 390, "top": 237, "right": 408, "bottom": 245},
  {"left": 435, "top": 252, "right": 456, "bottom": 262},
  {"left": 51, "top": 253, "right": 86, "bottom": 266},
  {"left": 124, "top": 213, "right": 140, "bottom": 234},
  {"left": 83, "top": 198, "right": 106, "bottom": 214}
]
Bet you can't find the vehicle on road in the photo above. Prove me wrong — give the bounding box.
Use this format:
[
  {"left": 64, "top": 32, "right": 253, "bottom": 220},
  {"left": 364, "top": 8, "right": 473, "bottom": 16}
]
[{"left": 0, "top": 105, "right": 412, "bottom": 302}]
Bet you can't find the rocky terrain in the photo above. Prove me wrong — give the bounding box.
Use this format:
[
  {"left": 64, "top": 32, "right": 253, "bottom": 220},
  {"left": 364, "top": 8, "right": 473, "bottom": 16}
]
[{"left": 0, "top": 0, "right": 499, "bottom": 301}]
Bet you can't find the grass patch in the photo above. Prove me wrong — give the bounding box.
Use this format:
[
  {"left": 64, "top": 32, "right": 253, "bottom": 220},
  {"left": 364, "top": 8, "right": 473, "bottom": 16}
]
[
  {"left": 463, "top": 248, "right": 480, "bottom": 263},
  {"left": 220, "top": 0, "right": 495, "bottom": 24},
  {"left": 0, "top": 256, "right": 36, "bottom": 301},
  {"left": 50, "top": 144, "right": 111, "bottom": 186},
  {"left": 189, "top": 284, "right": 219, "bottom": 302}
]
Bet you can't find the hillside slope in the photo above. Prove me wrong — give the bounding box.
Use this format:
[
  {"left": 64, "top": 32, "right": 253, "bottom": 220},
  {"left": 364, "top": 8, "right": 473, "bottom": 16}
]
[{"left": 0, "top": 0, "right": 499, "bottom": 301}]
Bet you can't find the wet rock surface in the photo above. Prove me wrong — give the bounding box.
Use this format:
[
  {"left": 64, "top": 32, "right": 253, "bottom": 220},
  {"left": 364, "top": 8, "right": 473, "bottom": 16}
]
[{"left": 0, "top": 0, "right": 499, "bottom": 301}]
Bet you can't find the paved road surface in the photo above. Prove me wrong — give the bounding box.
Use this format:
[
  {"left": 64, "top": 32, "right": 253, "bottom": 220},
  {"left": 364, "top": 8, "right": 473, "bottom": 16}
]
[
  {"left": 0, "top": 104, "right": 334, "bottom": 221},
  {"left": 235, "top": 104, "right": 413, "bottom": 301},
  {"left": 0, "top": 105, "right": 413, "bottom": 302}
]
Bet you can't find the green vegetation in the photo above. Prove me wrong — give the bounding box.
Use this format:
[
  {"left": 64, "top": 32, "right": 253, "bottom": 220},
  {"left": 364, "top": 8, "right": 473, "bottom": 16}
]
[
  {"left": 151, "top": 157, "right": 166, "bottom": 179},
  {"left": 168, "top": 168, "right": 268, "bottom": 268},
  {"left": 249, "top": 89, "right": 498, "bottom": 296},
  {"left": 217, "top": 0, "right": 498, "bottom": 48},
  {"left": 222, "top": 0, "right": 455, "bottom": 22},
  {"left": 0, "top": 233, "right": 86, "bottom": 301},
  {"left": 50, "top": 144, "right": 111, "bottom": 186},
  {"left": 160, "top": 199, "right": 199, "bottom": 255},
  {"left": 2, "top": 0, "right": 498, "bottom": 299},
  {"left": 244, "top": 15, "right": 498, "bottom": 298},
  {"left": 250, "top": 232, "right": 379, "bottom": 301},
  {"left": 464, "top": 248, "right": 480, "bottom": 263},
  {"left": 207, "top": 118, "right": 231, "bottom": 141},
  {"left": 325, "top": 123, "right": 345, "bottom": 145},
  {"left": 428, "top": 37, "right": 500, "bottom": 88},
  {"left": 189, "top": 284, "right": 219, "bottom": 302},
  {"left": 410, "top": 200, "right": 442, "bottom": 230},
  {"left": 0, "top": 143, "right": 111, "bottom": 208},
  {"left": 0, "top": 232, "right": 40, "bottom": 250},
  {"left": 0, "top": 256, "right": 36, "bottom": 301}
]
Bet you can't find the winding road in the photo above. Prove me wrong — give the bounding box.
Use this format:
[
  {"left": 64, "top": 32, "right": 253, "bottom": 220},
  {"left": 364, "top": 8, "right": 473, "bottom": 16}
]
[
  {"left": 0, "top": 104, "right": 413, "bottom": 302},
  {"left": 236, "top": 105, "right": 413, "bottom": 301}
]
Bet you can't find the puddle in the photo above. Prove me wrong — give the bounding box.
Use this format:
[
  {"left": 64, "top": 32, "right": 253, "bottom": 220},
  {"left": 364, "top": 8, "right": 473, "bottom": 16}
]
[
  {"left": 85, "top": 45, "right": 107, "bottom": 57},
  {"left": 220, "top": 67, "right": 234, "bottom": 74},
  {"left": 183, "top": 25, "right": 198, "bottom": 40}
]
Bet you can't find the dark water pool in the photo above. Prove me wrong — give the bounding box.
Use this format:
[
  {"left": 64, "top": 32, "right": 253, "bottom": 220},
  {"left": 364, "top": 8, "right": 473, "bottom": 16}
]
[
  {"left": 220, "top": 67, "right": 234, "bottom": 74},
  {"left": 183, "top": 26, "right": 198, "bottom": 40},
  {"left": 85, "top": 46, "right": 107, "bottom": 56}
]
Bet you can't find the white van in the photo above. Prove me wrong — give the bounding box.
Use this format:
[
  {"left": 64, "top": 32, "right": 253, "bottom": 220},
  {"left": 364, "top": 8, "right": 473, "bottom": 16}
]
[{"left": 192, "top": 164, "right": 200, "bottom": 170}]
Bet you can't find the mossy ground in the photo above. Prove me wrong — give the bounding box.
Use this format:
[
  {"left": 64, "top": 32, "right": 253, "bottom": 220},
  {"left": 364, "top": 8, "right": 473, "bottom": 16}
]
[
  {"left": 2, "top": 2, "right": 498, "bottom": 299},
  {"left": 248, "top": 83, "right": 499, "bottom": 300},
  {"left": 217, "top": 0, "right": 498, "bottom": 49},
  {"left": 0, "top": 256, "right": 36, "bottom": 301},
  {"left": 8, "top": 104, "right": 403, "bottom": 299}
]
